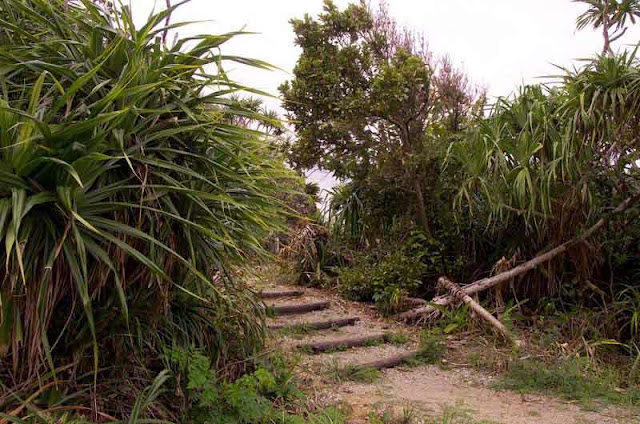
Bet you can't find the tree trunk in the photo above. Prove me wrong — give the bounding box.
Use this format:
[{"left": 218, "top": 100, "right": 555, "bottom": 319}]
[
  {"left": 603, "top": 0, "right": 612, "bottom": 55},
  {"left": 413, "top": 179, "right": 431, "bottom": 236},
  {"left": 398, "top": 191, "right": 640, "bottom": 321}
]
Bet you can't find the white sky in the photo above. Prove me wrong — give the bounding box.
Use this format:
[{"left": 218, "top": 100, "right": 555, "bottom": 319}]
[
  {"left": 131, "top": 0, "right": 640, "bottom": 100},
  {"left": 130, "top": 0, "right": 640, "bottom": 190}
]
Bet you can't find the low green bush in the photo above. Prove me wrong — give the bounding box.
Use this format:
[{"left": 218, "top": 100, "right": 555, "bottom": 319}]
[
  {"left": 338, "top": 250, "right": 425, "bottom": 314},
  {"left": 336, "top": 230, "right": 468, "bottom": 314},
  {"left": 165, "top": 347, "right": 347, "bottom": 424}
]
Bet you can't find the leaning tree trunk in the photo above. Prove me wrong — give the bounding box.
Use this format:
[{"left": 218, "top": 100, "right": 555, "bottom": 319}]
[{"left": 398, "top": 191, "right": 640, "bottom": 321}]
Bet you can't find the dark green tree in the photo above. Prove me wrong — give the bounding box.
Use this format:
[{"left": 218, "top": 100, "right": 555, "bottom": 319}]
[{"left": 280, "top": 0, "right": 478, "bottom": 236}]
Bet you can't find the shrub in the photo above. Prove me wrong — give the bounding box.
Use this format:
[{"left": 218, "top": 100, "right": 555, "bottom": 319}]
[
  {"left": 339, "top": 250, "right": 425, "bottom": 314},
  {"left": 0, "top": 0, "right": 288, "bottom": 418},
  {"left": 165, "top": 347, "right": 345, "bottom": 424}
]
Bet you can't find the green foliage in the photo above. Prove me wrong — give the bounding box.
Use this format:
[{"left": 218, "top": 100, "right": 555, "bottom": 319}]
[
  {"left": 0, "top": 0, "right": 290, "bottom": 418},
  {"left": 457, "top": 53, "right": 640, "bottom": 237},
  {"left": 369, "top": 404, "right": 498, "bottom": 424},
  {"left": 280, "top": 1, "right": 475, "bottom": 180},
  {"left": 281, "top": 0, "right": 478, "bottom": 237},
  {"left": 338, "top": 250, "right": 425, "bottom": 314},
  {"left": 326, "top": 183, "right": 368, "bottom": 246},
  {"left": 434, "top": 305, "right": 473, "bottom": 335},
  {"left": 369, "top": 405, "right": 418, "bottom": 424},
  {"left": 575, "top": 0, "right": 640, "bottom": 53},
  {"left": 336, "top": 229, "right": 468, "bottom": 314},
  {"left": 494, "top": 357, "right": 640, "bottom": 407},
  {"left": 454, "top": 50, "right": 640, "bottom": 300},
  {"left": 428, "top": 405, "right": 501, "bottom": 424},
  {"left": 166, "top": 347, "right": 306, "bottom": 424},
  {"left": 616, "top": 285, "right": 640, "bottom": 342},
  {"left": 281, "top": 222, "right": 344, "bottom": 286},
  {"left": 385, "top": 333, "right": 411, "bottom": 345},
  {"left": 305, "top": 407, "right": 349, "bottom": 424},
  {"left": 325, "top": 360, "right": 381, "bottom": 384},
  {"left": 415, "top": 331, "right": 446, "bottom": 365}
]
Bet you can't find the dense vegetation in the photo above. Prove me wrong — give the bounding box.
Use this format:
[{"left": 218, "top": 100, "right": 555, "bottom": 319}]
[
  {"left": 281, "top": 0, "right": 640, "bottom": 386},
  {"left": 3, "top": 0, "right": 640, "bottom": 421},
  {"left": 0, "top": 0, "right": 304, "bottom": 421}
]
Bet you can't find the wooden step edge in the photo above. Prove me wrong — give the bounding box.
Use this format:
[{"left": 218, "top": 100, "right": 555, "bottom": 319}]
[
  {"left": 268, "top": 316, "right": 360, "bottom": 331},
  {"left": 297, "top": 333, "right": 388, "bottom": 353},
  {"left": 355, "top": 350, "right": 420, "bottom": 370},
  {"left": 266, "top": 300, "right": 330, "bottom": 316},
  {"left": 258, "top": 289, "right": 304, "bottom": 299}
]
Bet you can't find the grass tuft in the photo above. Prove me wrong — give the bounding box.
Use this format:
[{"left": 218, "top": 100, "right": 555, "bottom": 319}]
[{"left": 325, "top": 360, "right": 381, "bottom": 384}]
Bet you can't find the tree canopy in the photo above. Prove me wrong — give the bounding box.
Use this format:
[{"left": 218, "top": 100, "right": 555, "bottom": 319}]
[{"left": 280, "top": 0, "right": 479, "bottom": 235}]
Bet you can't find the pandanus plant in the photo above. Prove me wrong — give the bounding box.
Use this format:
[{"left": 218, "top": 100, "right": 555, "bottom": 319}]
[
  {"left": 575, "top": 0, "right": 640, "bottom": 54},
  {"left": 0, "top": 0, "right": 289, "bottom": 414}
]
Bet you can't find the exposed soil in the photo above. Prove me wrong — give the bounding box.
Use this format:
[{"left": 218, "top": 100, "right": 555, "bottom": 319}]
[{"left": 250, "top": 267, "right": 640, "bottom": 424}]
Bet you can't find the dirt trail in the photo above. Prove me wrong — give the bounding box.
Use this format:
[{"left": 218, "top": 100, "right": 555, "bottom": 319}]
[{"left": 253, "top": 271, "right": 639, "bottom": 424}]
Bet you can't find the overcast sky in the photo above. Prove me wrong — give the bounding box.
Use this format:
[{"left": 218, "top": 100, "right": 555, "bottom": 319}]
[
  {"left": 130, "top": 0, "right": 640, "bottom": 190},
  {"left": 131, "top": 0, "right": 640, "bottom": 99}
]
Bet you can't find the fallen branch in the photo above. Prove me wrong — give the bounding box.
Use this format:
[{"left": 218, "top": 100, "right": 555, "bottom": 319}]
[
  {"left": 438, "top": 277, "right": 514, "bottom": 342},
  {"left": 398, "top": 192, "right": 640, "bottom": 322}
]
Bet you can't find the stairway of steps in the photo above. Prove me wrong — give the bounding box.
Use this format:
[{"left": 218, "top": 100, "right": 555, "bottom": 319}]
[
  {"left": 259, "top": 287, "right": 422, "bottom": 373},
  {"left": 255, "top": 283, "right": 637, "bottom": 424}
]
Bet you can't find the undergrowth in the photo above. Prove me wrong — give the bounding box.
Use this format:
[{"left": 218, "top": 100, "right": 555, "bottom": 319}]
[
  {"left": 165, "top": 347, "right": 348, "bottom": 423},
  {"left": 369, "top": 404, "right": 501, "bottom": 424},
  {"left": 494, "top": 357, "right": 640, "bottom": 408}
]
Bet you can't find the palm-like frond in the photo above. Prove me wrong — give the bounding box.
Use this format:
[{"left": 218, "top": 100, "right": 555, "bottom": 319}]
[
  {"left": 575, "top": 0, "right": 640, "bottom": 49},
  {"left": 0, "top": 0, "right": 289, "bottom": 410},
  {"left": 455, "top": 52, "right": 640, "bottom": 245}
]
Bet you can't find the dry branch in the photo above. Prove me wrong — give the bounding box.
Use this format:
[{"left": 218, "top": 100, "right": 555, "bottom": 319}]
[{"left": 398, "top": 192, "right": 640, "bottom": 321}]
